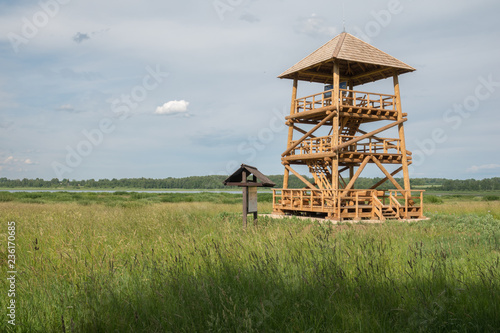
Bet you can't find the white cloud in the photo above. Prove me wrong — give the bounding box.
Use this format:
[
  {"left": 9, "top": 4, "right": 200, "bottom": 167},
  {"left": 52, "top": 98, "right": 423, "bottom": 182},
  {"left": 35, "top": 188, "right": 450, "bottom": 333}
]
[
  {"left": 467, "top": 164, "right": 500, "bottom": 173},
  {"left": 57, "top": 104, "right": 75, "bottom": 112},
  {"left": 293, "top": 14, "right": 338, "bottom": 38},
  {"left": 155, "top": 100, "right": 190, "bottom": 116},
  {"left": 1, "top": 155, "right": 36, "bottom": 166}
]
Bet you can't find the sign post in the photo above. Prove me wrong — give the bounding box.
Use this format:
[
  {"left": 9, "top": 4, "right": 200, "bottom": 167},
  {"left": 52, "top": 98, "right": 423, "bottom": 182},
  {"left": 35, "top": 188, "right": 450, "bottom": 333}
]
[{"left": 223, "top": 164, "right": 276, "bottom": 228}]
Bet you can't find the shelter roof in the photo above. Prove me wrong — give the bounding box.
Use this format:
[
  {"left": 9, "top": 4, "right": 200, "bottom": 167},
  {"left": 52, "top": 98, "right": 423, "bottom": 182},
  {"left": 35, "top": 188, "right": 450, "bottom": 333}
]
[
  {"left": 223, "top": 164, "right": 276, "bottom": 187},
  {"left": 278, "top": 32, "right": 415, "bottom": 85}
]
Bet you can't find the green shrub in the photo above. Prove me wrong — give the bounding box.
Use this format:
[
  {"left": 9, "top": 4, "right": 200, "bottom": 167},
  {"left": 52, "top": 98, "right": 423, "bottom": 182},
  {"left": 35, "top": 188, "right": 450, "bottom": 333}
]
[
  {"left": 483, "top": 195, "right": 500, "bottom": 201},
  {"left": 0, "top": 192, "right": 14, "bottom": 202},
  {"left": 423, "top": 195, "right": 444, "bottom": 204}
]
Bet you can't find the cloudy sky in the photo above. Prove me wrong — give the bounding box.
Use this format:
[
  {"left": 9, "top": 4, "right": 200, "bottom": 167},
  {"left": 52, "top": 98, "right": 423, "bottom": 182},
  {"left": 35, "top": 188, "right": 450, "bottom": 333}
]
[{"left": 0, "top": 0, "right": 499, "bottom": 181}]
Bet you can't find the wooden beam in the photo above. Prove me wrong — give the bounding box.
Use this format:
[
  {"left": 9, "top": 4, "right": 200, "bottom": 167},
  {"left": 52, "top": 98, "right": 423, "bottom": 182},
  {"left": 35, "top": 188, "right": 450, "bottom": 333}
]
[
  {"left": 338, "top": 166, "right": 350, "bottom": 174},
  {"left": 338, "top": 111, "right": 397, "bottom": 121},
  {"left": 339, "top": 173, "right": 347, "bottom": 189},
  {"left": 285, "top": 165, "right": 317, "bottom": 191},
  {"left": 394, "top": 71, "right": 411, "bottom": 191},
  {"left": 331, "top": 118, "right": 406, "bottom": 152},
  {"left": 293, "top": 125, "right": 316, "bottom": 138},
  {"left": 371, "top": 156, "right": 404, "bottom": 191},
  {"left": 286, "top": 105, "right": 398, "bottom": 121},
  {"left": 282, "top": 111, "right": 337, "bottom": 157},
  {"left": 370, "top": 166, "right": 403, "bottom": 189},
  {"left": 357, "top": 129, "right": 385, "bottom": 143},
  {"left": 224, "top": 182, "right": 266, "bottom": 187},
  {"left": 332, "top": 61, "right": 340, "bottom": 190},
  {"left": 242, "top": 170, "right": 247, "bottom": 228},
  {"left": 350, "top": 67, "right": 390, "bottom": 82},
  {"left": 282, "top": 151, "right": 407, "bottom": 163},
  {"left": 284, "top": 77, "right": 299, "bottom": 189},
  {"left": 342, "top": 156, "right": 371, "bottom": 194}
]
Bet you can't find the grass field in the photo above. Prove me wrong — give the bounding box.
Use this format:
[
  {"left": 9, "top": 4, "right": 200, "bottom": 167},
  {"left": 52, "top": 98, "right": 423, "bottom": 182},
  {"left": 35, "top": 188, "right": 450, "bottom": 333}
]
[{"left": 1, "top": 192, "right": 499, "bottom": 332}]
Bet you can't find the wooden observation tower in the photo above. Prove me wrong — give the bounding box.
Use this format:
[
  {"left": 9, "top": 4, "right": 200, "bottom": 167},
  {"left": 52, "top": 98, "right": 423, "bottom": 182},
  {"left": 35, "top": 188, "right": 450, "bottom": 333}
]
[{"left": 273, "top": 32, "right": 425, "bottom": 221}]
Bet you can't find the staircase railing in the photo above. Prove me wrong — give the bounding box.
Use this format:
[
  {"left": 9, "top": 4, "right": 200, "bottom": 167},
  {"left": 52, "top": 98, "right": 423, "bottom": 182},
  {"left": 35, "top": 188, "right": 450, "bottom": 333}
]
[
  {"left": 389, "top": 193, "right": 402, "bottom": 218},
  {"left": 371, "top": 193, "right": 385, "bottom": 221},
  {"left": 388, "top": 190, "right": 425, "bottom": 219}
]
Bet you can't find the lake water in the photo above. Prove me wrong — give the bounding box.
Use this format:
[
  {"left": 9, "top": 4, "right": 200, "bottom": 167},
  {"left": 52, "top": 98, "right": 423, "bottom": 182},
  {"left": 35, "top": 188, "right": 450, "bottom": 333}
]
[{"left": 2, "top": 189, "right": 259, "bottom": 194}]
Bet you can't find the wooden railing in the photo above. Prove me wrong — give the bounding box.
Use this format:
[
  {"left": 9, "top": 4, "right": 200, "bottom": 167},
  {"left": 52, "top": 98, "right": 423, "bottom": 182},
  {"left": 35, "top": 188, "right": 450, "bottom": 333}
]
[
  {"left": 389, "top": 193, "right": 402, "bottom": 217},
  {"left": 388, "top": 190, "right": 425, "bottom": 219},
  {"left": 273, "top": 189, "right": 336, "bottom": 212},
  {"left": 289, "top": 135, "right": 402, "bottom": 156},
  {"left": 294, "top": 88, "right": 396, "bottom": 115},
  {"left": 371, "top": 194, "right": 385, "bottom": 220},
  {"left": 273, "top": 189, "right": 425, "bottom": 220}
]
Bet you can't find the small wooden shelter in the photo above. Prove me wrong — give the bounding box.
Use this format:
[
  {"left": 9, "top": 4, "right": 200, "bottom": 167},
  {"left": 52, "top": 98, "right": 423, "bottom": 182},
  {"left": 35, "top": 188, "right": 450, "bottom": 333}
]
[
  {"left": 273, "top": 32, "right": 425, "bottom": 221},
  {"left": 224, "top": 164, "right": 276, "bottom": 227}
]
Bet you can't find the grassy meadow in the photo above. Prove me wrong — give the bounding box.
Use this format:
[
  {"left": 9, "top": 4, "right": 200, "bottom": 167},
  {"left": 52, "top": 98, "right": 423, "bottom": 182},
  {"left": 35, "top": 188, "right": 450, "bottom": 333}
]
[{"left": 0, "top": 192, "right": 499, "bottom": 332}]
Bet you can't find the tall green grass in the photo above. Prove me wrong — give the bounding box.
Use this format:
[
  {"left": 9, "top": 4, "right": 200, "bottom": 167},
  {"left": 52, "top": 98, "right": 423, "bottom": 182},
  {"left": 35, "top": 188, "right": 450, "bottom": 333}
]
[
  {"left": 0, "top": 191, "right": 266, "bottom": 206},
  {"left": 1, "top": 200, "right": 498, "bottom": 332}
]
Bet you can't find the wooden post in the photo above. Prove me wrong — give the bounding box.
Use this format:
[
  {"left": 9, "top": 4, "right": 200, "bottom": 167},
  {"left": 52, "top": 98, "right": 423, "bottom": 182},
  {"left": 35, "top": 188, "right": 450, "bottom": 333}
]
[
  {"left": 393, "top": 71, "right": 411, "bottom": 191},
  {"left": 283, "top": 77, "right": 298, "bottom": 189},
  {"left": 242, "top": 170, "right": 247, "bottom": 228},
  {"left": 242, "top": 187, "right": 248, "bottom": 228},
  {"left": 348, "top": 80, "right": 354, "bottom": 106},
  {"left": 332, "top": 61, "right": 340, "bottom": 191}
]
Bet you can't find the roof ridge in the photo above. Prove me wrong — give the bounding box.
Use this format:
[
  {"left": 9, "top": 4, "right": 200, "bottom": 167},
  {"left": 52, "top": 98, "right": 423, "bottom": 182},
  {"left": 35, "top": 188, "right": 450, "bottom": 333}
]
[
  {"left": 332, "top": 32, "right": 347, "bottom": 59},
  {"left": 341, "top": 33, "right": 415, "bottom": 71}
]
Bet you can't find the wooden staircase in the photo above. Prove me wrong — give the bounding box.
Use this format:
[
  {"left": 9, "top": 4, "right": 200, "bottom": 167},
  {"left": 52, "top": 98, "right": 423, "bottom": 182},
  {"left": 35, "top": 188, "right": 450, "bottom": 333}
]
[
  {"left": 340, "top": 117, "right": 362, "bottom": 139},
  {"left": 381, "top": 205, "right": 398, "bottom": 219},
  {"left": 308, "top": 160, "right": 332, "bottom": 191}
]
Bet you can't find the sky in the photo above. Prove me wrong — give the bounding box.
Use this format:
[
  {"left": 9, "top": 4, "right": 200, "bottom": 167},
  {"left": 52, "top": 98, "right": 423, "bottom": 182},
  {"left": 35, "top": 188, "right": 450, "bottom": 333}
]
[{"left": 0, "top": 0, "right": 499, "bottom": 181}]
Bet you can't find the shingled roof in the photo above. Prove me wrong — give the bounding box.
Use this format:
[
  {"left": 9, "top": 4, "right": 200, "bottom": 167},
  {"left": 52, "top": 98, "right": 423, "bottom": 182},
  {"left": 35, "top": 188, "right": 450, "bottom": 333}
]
[
  {"left": 278, "top": 32, "right": 415, "bottom": 86},
  {"left": 223, "top": 164, "right": 276, "bottom": 187}
]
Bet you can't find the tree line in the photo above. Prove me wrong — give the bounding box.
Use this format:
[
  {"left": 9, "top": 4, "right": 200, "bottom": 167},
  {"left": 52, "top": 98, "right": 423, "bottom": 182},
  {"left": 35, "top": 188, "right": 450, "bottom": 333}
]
[{"left": 1, "top": 176, "right": 499, "bottom": 191}]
